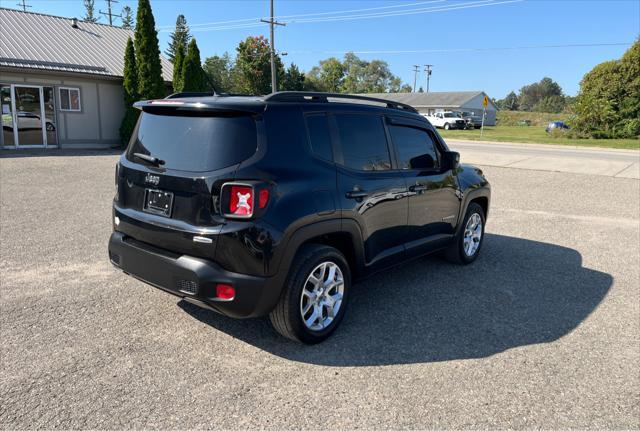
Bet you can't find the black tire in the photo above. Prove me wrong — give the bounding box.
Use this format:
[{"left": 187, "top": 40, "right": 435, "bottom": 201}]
[
  {"left": 46, "top": 122, "right": 55, "bottom": 131},
  {"left": 444, "top": 202, "right": 485, "bottom": 264},
  {"left": 269, "top": 244, "right": 351, "bottom": 344},
  {"left": 444, "top": 123, "right": 450, "bottom": 130}
]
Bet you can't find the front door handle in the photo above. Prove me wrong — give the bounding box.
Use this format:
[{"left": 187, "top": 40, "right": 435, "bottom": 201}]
[
  {"left": 346, "top": 190, "right": 369, "bottom": 199},
  {"left": 409, "top": 184, "right": 427, "bottom": 192}
]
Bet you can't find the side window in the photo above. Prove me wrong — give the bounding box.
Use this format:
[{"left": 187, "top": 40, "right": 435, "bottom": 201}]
[
  {"left": 389, "top": 125, "right": 440, "bottom": 170},
  {"left": 305, "top": 114, "right": 333, "bottom": 162},
  {"left": 335, "top": 114, "right": 391, "bottom": 171}
]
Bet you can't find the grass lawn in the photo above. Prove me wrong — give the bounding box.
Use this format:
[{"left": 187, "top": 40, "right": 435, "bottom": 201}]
[{"left": 439, "top": 126, "right": 640, "bottom": 150}]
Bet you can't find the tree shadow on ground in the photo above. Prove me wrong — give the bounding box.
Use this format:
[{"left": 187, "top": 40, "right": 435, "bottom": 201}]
[{"left": 179, "top": 233, "right": 612, "bottom": 366}]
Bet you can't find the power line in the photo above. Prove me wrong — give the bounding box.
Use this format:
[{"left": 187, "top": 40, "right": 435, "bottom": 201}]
[
  {"left": 99, "top": 0, "right": 121, "bottom": 26},
  {"left": 165, "top": 0, "right": 522, "bottom": 33},
  {"left": 16, "top": 0, "right": 31, "bottom": 12},
  {"left": 311, "top": 42, "right": 634, "bottom": 56},
  {"left": 157, "top": 0, "right": 445, "bottom": 30},
  {"left": 260, "top": 0, "right": 286, "bottom": 93}
]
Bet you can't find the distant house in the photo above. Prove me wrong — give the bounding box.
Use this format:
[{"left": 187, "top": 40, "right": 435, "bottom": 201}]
[
  {"left": 0, "top": 8, "right": 172, "bottom": 149},
  {"left": 365, "top": 91, "right": 497, "bottom": 126}
]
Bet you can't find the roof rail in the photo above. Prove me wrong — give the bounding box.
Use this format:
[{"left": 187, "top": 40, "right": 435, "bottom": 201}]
[
  {"left": 264, "top": 91, "right": 418, "bottom": 113},
  {"left": 165, "top": 92, "right": 216, "bottom": 99}
]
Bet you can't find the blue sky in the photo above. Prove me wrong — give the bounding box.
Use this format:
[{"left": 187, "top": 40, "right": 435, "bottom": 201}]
[{"left": 9, "top": 0, "right": 640, "bottom": 97}]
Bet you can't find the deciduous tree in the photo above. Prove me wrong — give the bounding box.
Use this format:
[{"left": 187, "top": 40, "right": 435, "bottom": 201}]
[
  {"left": 235, "top": 36, "right": 283, "bottom": 95},
  {"left": 203, "top": 53, "right": 236, "bottom": 93}
]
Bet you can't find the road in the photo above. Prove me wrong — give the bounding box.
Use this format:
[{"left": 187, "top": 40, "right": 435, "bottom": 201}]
[
  {"left": 1, "top": 150, "right": 638, "bottom": 429},
  {"left": 448, "top": 139, "right": 640, "bottom": 178}
]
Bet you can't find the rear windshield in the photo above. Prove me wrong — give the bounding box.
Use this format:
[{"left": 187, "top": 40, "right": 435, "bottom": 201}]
[{"left": 127, "top": 112, "right": 257, "bottom": 172}]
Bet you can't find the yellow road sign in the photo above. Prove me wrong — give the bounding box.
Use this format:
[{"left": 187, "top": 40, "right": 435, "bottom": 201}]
[{"left": 483, "top": 95, "right": 489, "bottom": 108}]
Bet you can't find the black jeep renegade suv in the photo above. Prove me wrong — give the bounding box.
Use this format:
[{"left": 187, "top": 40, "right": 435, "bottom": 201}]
[{"left": 108, "top": 92, "right": 491, "bottom": 344}]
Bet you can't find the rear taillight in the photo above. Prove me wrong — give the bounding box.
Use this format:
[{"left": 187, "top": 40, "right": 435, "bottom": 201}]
[
  {"left": 229, "top": 185, "right": 254, "bottom": 217},
  {"left": 220, "top": 182, "right": 270, "bottom": 219}
]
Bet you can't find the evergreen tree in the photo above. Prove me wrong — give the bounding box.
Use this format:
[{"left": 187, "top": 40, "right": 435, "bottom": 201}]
[
  {"left": 165, "top": 14, "right": 191, "bottom": 63},
  {"left": 134, "top": 0, "right": 165, "bottom": 99},
  {"left": 119, "top": 37, "right": 140, "bottom": 145},
  {"left": 121, "top": 5, "right": 134, "bottom": 29},
  {"left": 181, "top": 38, "right": 206, "bottom": 92},
  {"left": 172, "top": 44, "right": 185, "bottom": 93},
  {"left": 83, "top": 0, "right": 99, "bottom": 23},
  {"left": 282, "top": 63, "right": 305, "bottom": 91}
]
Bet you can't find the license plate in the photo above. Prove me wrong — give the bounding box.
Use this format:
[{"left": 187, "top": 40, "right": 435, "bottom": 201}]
[{"left": 143, "top": 189, "right": 173, "bottom": 217}]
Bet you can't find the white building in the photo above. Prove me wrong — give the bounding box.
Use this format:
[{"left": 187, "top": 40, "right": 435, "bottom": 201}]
[
  {"left": 366, "top": 91, "right": 497, "bottom": 126},
  {"left": 0, "top": 8, "right": 173, "bottom": 150}
]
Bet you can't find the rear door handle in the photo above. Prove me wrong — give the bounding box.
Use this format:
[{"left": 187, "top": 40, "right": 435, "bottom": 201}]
[
  {"left": 409, "top": 184, "right": 427, "bottom": 192},
  {"left": 346, "top": 190, "right": 369, "bottom": 199}
]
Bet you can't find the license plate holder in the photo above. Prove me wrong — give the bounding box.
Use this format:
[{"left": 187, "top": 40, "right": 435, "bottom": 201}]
[{"left": 143, "top": 189, "right": 174, "bottom": 217}]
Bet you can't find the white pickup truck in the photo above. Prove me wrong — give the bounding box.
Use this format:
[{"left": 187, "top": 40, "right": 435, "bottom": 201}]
[{"left": 424, "top": 111, "right": 468, "bottom": 130}]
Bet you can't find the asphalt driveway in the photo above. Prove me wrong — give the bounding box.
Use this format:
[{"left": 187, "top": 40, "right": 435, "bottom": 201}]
[{"left": 1, "top": 151, "right": 638, "bottom": 429}]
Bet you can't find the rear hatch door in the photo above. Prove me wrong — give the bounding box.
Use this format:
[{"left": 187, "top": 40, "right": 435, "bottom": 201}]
[{"left": 115, "top": 100, "right": 264, "bottom": 259}]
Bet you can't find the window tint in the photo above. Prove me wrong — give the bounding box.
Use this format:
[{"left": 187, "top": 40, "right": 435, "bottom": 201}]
[
  {"left": 389, "top": 125, "right": 440, "bottom": 170},
  {"left": 305, "top": 114, "right": 333, "bottom": 161},
  {"left": 127, "top": 112, "right": 257, "bottom": 172},
  {"left": 335, "top": 114, "right": 390, "bottom": 171}
]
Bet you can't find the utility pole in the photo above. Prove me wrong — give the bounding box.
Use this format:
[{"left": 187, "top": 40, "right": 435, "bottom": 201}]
[
  {"left": 423, "top": 64, "right": 433, "bottom": 93},
  {"left": 260, "top": 0, "right": 286, "bottom": 93},
  {"left": 99, "top": 0, "right": 121, "bottom": 26},
  {"left": 16, "top": 0, "right": 31, "bottom": 12},
  {"left": 412, "top": 65, "right": 420, "bottom": 92}
]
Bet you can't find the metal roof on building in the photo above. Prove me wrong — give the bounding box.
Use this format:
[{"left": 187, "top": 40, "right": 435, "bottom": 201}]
[
  {"left": 364, "top": 91, "right": 491, "bottom": 108},
  {"left": 0, "top": 7, "right": 172, "bottom": 81}
]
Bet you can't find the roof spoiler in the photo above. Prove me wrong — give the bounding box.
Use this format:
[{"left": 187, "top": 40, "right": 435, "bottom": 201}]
[{"left": 264, "top": 91, "right": 418, "bottom": 113}]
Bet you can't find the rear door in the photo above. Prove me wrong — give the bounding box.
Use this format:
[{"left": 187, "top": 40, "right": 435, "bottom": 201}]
[
  {"left": 116, "top": 108, "right": 262, "bottom": 258},
  {"left": 386, "top": 116, "right": 461, "bottom": 256},
  {"left": 332, "top": 112, "right": 408, "bottom": 271}
]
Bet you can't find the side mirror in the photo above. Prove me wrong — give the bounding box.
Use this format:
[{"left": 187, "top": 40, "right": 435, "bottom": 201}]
[{"left": 442, "top": 151, "right": 460, "bottom": 170}]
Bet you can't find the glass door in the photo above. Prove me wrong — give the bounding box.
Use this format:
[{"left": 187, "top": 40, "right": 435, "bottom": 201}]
[
  {"left": 13, "top": 86, "right": 45, "bottom": 147},
  {"left": 1, "top": 85, "right": 14, "bottom": 148},
  {"left": 43, "top": 87, "right": 57, "bottom": 147}
]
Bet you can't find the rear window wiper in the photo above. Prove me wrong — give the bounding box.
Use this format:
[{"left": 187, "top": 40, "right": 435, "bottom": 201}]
[{"left": 133, "top": 152, "right": 165, "bottom": 166}]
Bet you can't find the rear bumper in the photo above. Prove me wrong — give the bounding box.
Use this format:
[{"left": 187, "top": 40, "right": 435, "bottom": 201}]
[{"left": 108, "top": 231, "right": 281, "bottom": 318}]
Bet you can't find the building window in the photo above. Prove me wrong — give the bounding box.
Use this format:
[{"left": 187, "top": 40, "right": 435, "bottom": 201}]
[{"left": 58, "top": 87, "right": 81, "bottom": 112}]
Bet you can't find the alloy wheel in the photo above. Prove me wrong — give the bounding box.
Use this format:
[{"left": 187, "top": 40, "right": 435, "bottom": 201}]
[
  {"left": 463, "top": 213, "right": 483, "bottom": 257},
  {"left": 300, "top": 261, "right": 344, "bottom": 331}
]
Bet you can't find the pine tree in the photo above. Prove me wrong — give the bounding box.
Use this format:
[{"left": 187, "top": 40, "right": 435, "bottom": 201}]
[
  {"left": 165, "top": 14, "right": 191, "bottom": 63},
  {"left": 172, "top": 44, "right": 185, "bottom": 93},
  {"left": 181, "top": 38, "right": 206, "bottom": 92},
  {"left": 83, "top": 0, "right": 99, "bottom": 23},
  {"left": 134, "top": 0, "right": 165, "bottom": 99},
  {"left": 121, "top": 5, "right": 134, "bottom": 29},
  {"left": 119, "top": 37, "right": 140, "bottom": 145}
]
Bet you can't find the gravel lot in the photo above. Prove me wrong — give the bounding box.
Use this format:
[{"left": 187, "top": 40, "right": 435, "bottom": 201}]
[{"left": 1, "top": 151, "right": 638, "bottom": 429}]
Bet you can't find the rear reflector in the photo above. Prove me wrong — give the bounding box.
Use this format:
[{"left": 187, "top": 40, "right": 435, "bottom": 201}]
[
  {"left": 216, "top": 284, "right": 235, "bottom": 300},
  {"left": 259, "top": 189, "right": 269, "bottom": 209}
]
